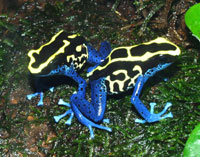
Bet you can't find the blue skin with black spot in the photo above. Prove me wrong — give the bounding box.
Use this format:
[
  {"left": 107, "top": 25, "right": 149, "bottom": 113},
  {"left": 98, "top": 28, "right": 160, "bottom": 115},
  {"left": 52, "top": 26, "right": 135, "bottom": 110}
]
[
  {"left": 28, "top": 34, "right": 179, "bottom": 139},
  {"left": 55, "top": 43, "right": 178, "bottom": 138}
]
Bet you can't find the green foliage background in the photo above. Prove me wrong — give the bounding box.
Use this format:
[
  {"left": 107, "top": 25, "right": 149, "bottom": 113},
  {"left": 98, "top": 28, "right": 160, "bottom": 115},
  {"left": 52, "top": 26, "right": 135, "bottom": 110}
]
[{"left": 185, "top": 3, "right": 200, "bottom": 41}]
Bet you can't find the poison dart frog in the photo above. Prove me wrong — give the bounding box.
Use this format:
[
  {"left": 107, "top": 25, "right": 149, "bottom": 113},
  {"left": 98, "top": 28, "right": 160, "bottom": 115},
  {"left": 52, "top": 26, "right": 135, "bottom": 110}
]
[
  {"left": 54, "top": 37, "right": 181, "bottom": 138},
  {"left": 27, "top": 30, "right": 112, "bottom": 106}
]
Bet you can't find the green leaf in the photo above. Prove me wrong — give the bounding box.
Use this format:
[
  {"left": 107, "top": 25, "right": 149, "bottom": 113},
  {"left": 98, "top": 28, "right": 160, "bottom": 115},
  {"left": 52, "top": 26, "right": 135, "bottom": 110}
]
[
  {"left": 185, "top": 3, "right": 200, "bottom": 41},
  {"left": 183, "top": 123, "right": 200, "bottom": 157}
]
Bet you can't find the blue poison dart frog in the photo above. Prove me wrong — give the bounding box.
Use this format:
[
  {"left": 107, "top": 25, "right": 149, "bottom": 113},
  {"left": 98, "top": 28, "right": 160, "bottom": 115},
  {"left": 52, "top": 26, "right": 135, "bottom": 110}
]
[
  {"left": 54, "top": 37, "right": 181, "bottom": 138},
  {"left": 27, "top": 30, "right": 112, "bottom": 106}
]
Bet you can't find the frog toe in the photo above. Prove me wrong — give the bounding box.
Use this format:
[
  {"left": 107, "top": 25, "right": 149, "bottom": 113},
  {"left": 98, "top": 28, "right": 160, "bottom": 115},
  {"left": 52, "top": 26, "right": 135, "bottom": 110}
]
[
  {"left": 65, "top": 111, "right": 74, "bottom": 125},
  {"left": 160, "top": 112, "right": 173, "bottom": 119},
  {"left": 27, "top": 93, "right": 39, "bottom": 100},
  {"left": 157, "top": 102, "right": 172, "bottom": 117},
  {"left": 135, "top": 102, "right": 173, "bottom": 123},
  {"left": 103, "top": 119, "right": 110, "bottom": 123},
  {"left": 58, "top": 99, "right": 71, "bottom": 107},
  {"left": 27, "top": 92, "right": 44, "bottom": 106},
  {"left": 86, "top": 122, "right": 112, "bottom": 139},
  {"left": 135, "top": 119, "right": 147, "bottom": 124},
  {"left": 49, "top": 87, "right": 54, "bottom": 92},
  {"left": 37, "top": 100, "right": 44, "bottom": 106}
]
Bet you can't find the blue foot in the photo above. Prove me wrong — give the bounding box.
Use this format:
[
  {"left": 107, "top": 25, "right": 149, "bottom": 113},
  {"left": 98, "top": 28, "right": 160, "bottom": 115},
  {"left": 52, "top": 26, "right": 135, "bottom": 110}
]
[
  {"left": 72, "top": 103, "right": 112, "bottom": 139},
  {"left": 58, "top": 99, "right": 71, "bottom": 107},
  {"left": 27, "top": 92, "right": 44, "bottom": 106},
  {"left": 49, "top": 87, "right": 54, "bottom": 92},
  {"left": 135, "top": 102, "right": 173, "bottom": 123},
  {"left": 103, "top": 119, "right": 110, "bottom": 123},
  {"left": 54, "top": 99, "right": 74, "bottom": 125},
  {"left": 164, "top": 78, "right": 168, "bottom": 82},
  {"left": 87, "top": 119, "right": 112, "bottom": 139},
  {"left": 54, "top": 109, "right": 74, "bottom": 125},
  {"left": 27, "top": 93, "right": 39, "bottom": 100}
]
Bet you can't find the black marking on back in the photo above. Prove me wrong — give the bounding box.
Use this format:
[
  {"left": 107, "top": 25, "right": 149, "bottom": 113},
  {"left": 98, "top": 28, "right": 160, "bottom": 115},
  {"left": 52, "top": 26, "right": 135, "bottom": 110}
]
[
  {"left": 110, "top": 72, "right": 125, "bottom": 81},
  {"left": 89, "top": 61, "right": 140, "bottom": 81},
  {"left": 30, "top": 31, "right": 86, "bottom": 75},
  {"left": 111, "top": 49, "right": 128, "bottom": 60},
  {"left": 130, "top": 43, "right": 176, "bottom": 56}
]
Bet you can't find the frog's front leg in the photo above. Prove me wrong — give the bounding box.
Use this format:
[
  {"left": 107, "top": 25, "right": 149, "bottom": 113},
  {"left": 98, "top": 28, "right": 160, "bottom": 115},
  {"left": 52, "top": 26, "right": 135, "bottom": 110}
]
[
  {"left": 62, "top": 65, "right": 87, "bottom": 96},
  {"left": 131, "top": 75, "right": 173, "bottom": 123},
  {"left": 53, "top": 65, "right": 88, "bottom": 125},
  {"left": 87, "top": 41, "right": 111, "bottom": 65},
  {"left": 70, "top": 78, "right": 112, "bottom": 138}
]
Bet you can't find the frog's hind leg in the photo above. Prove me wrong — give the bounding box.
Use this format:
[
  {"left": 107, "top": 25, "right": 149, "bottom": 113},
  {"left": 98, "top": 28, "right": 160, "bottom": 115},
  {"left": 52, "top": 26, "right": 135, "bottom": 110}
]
[
  {"left": 131, "top": 75, "right": 173, "bottom": 123},
  {"left": 71, "top": 78, "right": 107, "bottom": 122},
  {"left": 70, "top": 78, "right": 112, "bottom": 138},
  {"left": 71, "top": 98, "right": 112, "bottom": 139}
]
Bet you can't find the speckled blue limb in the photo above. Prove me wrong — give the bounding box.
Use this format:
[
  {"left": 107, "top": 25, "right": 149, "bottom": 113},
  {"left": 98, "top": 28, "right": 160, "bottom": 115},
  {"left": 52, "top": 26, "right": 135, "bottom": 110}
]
[
  {"left": 131, "top": 75, "right": 173, "bottom": 123},
  {"left": 69, "top": 78, "right": 111, "bottom": 138},
  {"left": 27, "top": 92, "right": 44, "bottom": 106},
  {"left": 87, "top": 41, "right": 111, "bottom": 65},
  {"left": 71, "top": 78, "right": 107, "bottom": 122},
  {"left": 28, "top": 64, "right": 87, "bottom": 106},
  {"left": 70, "top": 94, "right": 112, "bottom": 139},
  {"left": 50, "top": 64, "right": 87, "bottom": 96}
]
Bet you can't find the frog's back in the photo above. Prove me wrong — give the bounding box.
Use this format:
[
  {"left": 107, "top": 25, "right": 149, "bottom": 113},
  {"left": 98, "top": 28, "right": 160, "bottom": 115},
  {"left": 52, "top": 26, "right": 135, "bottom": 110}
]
[
  {"left": 28, "top": 30, "right": 88, "bottom": 75},
  {"left": 88, "top": 37, "right": 180, "bottom": 94}
]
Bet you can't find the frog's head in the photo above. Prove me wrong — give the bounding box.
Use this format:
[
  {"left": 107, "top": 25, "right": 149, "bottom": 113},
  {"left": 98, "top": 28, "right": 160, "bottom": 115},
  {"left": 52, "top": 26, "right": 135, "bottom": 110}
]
[{"left": 27, "top": 30, "right": 88, "bottom": 76}]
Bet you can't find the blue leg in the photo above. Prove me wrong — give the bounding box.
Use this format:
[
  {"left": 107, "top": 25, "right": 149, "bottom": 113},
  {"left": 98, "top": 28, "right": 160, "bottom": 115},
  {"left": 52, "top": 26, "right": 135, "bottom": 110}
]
[
  {"left": 71, "top": 94, "right": 112, "bottom": 139},
  {"left": 69, "top": 78, "right": 112, "bottom": 138},
  {"left": 71, "top": 78, "right": 107, "bottom": 122},
  {"left": 49, "top": 65, "right": 87, "bottom": 97},
  {"left": 49, "top": 65, "right": 88, "bottom": 127},
  {"left": 27, "top": 92, "right": 44, "bottom": 106},
  {"left": 60, "top": 65, "right": 87, "bottom": 96},
  {"left": 27, "top": 64, "right": 87, "bottom": 106},
  {"left": 131, "top": 75, "right": 173, "bottom": 123},
  {"left": 87, "top": 41, "right": 111, "bottom": 65}
]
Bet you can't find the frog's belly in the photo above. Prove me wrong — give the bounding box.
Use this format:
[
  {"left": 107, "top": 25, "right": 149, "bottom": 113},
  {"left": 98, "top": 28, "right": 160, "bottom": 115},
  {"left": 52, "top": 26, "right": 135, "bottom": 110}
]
[{"left": 105, "top": 69, "right": 141, "bottom": 94}]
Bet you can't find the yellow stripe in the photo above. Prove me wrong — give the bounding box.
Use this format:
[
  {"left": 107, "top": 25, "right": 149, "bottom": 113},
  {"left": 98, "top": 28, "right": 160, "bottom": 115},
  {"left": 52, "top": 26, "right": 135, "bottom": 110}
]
[
  {"left": 106, "top": 65, "right": 142, "bottom": 93},
  {"left": 68, "top": 34, "right": 77, "bottom": 38},
  {"left": 28, "top": 30, "right": 70, "bottom": 74},
  {"left": 88, "top": 37, "right": 180, "bottom": 77}
]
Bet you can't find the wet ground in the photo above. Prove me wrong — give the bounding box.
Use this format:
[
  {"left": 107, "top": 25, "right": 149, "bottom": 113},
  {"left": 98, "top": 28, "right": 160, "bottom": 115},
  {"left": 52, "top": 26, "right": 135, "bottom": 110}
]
[{"left": 0, "top": 0, "right": 200, "bottom": 156}]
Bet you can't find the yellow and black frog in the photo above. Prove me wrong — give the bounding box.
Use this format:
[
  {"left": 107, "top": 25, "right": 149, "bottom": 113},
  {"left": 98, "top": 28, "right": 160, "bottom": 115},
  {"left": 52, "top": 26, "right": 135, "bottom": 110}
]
[
  {"left": 55, "top": 37, "right": 181, "bottom": 138},
  {"left": 27, "top": 30, "right": 111, "bottom": 107}
]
